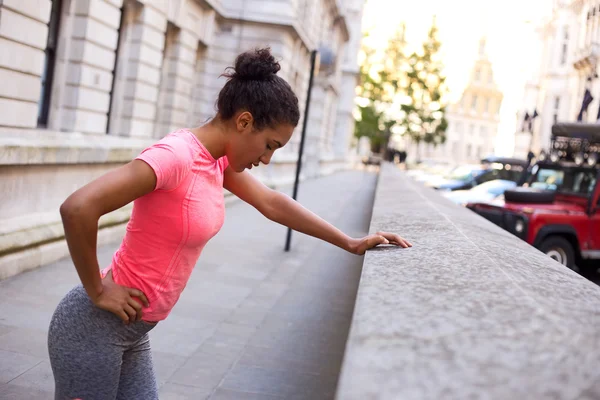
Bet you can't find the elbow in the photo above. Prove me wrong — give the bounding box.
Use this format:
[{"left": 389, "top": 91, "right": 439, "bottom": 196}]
[
  {"left": 60, "top": 198, "right": 78, "bottom": 224},
  {"left": 60, "top": 195, "right": 90, "bottom": 225},
  {"left": 263, "top": 190, "right": 285, "bottom": 222}
]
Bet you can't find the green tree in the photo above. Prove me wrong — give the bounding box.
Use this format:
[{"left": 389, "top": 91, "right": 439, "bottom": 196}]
[
  {"left": 354, "top": 27, "right": 407, "bottom": 154},
  {"left": 398, "top": 17, "right": 448, "bottom": 160}
]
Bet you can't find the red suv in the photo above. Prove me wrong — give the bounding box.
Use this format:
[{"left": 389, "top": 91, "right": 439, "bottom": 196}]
[{"left": 467, "top": 123, "right": 600, "bottom": 271}]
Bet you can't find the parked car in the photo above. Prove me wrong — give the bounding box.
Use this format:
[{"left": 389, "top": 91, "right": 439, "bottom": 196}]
[
  {"left": 443, "top": 179, "right": 517, "bottom": 205},
  {"left": 467, "top": 122, "right": 600, "bottom": 270},
  {"left": 413, "top": 164, "right": 456, "bottom": 184},
  {"left": 405, "top": 160, "right": 454, "bottom": 182},
  {"left": 427, "top": 157, "right": 529, "bottom": 191},
  {"left": 423, "top": 164, "right": 483, "bottom": 190},
  {"left": 362, "top": 153, "right": 383, "bottom": 166}
]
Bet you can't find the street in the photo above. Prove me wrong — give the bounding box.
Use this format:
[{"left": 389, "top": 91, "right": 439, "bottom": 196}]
[{"left": 0, "top": 169, "right": 378, "bottom": 400}]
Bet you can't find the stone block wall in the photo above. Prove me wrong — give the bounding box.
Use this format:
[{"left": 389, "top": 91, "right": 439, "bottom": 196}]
[
  {"left": 0, "top": 0, "right": 52, "bottom": 128},
  {"left": 0, "top": 0, "right": 363, "bottom": 280}
]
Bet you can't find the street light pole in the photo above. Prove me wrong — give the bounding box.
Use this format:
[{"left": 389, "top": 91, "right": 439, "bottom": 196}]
[{"left": 285, "top": 49, "right": 318, "bottom": 252}]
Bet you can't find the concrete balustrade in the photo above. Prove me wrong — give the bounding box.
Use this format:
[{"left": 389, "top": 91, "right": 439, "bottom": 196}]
[{"left": 336, "top": 163, "right": 600, "bottom": 399}]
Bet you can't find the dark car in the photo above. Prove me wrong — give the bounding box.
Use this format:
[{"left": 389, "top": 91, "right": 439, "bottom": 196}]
[{"left": 428, "top": 157, "right": 529, "bottom": 191}]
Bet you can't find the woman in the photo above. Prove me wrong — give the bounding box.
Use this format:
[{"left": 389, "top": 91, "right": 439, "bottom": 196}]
[{"left": 48, "top": 47, "right": 411, "bottom": 400}]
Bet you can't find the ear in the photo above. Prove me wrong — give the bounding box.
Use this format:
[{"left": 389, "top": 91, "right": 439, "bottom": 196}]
[{"left": 236, "top": 111, "right": 254, "bottom": 133}]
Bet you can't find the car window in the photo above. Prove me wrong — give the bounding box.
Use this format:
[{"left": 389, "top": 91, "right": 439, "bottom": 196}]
[
  {"left": 445, "top": 166, "right": 481, "bottom": 182},
  {"left": 475, "top": 165, "right": 524, "bottom": 185},
  {"left": 530, "top": 168, "right": 596, "bottom": 194},
  {"left": 497, "top": 168, "right": 523, "bottom": 182},
  {"left": 475, "top": 170, "right": 498, "bottom": 184},
  {"left": 530, "top": 168, "right": 564, "bottom": 191},
  {"left": 564, "top": 171, "right": 597, "bottom": 195}
]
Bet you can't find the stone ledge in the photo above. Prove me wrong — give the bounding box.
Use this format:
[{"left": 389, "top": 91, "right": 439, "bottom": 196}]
[
  {"left": 0, "top": 128, "right": 154, "bottom": 165},
  {"left": 336, "top": 163, "right": 600, "bottom": 399},
  {"left": 0, "top": 128, "right": 306, "bottom": 166},
  {"left": 0, "top": 205, "right": 133, "bottom": 256},
  {"left": 0, "top": 223, "right": 127, "bottom": 281},
  {"left": 202, "top": 0, "right": 315, "bottom": 51}
]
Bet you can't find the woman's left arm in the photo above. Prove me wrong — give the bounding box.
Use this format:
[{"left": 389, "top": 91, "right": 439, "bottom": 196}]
[{"left": 224, "top": 169, "right": 412, "bottom": 255}]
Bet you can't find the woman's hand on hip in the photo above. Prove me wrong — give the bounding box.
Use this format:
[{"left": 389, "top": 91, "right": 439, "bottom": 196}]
[
  {"left": 91, "top": 270, "right": 150, "bottom": 324},
  {"left": 349, "top": 231, "right": 412, "bottom": 255}
]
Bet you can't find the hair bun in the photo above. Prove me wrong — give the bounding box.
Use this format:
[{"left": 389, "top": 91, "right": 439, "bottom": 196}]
[{"left": 233, "top": 48, "right": 280, "bottom": 81}]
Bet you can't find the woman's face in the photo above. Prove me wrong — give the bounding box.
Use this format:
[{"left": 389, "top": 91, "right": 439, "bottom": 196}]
[{"left": 227, "top": 113, "right": 295, "bottom": 172}]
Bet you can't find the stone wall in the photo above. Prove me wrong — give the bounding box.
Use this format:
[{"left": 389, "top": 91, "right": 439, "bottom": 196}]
[
  {"left": 0, "top": 0, "right": 364, "bottom": 280},
  {"left": 336, "top": 163, "right": 600, "bottom": 399}
]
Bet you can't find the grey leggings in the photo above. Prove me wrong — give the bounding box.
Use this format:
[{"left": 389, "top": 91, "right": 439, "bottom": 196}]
[{"left": 48, "top": 285, "right": 158, "bottom": 400}]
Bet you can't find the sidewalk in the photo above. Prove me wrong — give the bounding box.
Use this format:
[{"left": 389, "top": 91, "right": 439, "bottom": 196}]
[{"left": 0, "top": 168, "right": 379, "bottom": 400}]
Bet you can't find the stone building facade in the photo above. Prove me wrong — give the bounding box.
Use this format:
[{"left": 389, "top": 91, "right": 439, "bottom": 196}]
[
  {"left": 428, "top": 38, "right": 503, "bottom": 164},
  {"left": 513, "top": 0, "right": 600, "bottom": 157},
  {"left": 0, "top": 0, "right": 364, "bottom": 279}
]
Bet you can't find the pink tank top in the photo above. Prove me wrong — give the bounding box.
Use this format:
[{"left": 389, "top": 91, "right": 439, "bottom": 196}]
[{"left": 101, "top": 129, "right": 229, "bottom": 321}]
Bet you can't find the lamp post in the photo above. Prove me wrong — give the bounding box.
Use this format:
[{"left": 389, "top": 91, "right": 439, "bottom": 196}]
[{"left": 285, "top": 49, "right": 319, "bottom": 252}]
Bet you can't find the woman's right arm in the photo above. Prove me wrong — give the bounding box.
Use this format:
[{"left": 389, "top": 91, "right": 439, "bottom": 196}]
[{"left": 60, "top": 159, "right": 157, "bottom": 323}]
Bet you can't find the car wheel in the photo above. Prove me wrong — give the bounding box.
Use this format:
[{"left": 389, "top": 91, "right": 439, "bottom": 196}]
[{"left": 539, "top": 236, "right": 576, "bottom": 270}]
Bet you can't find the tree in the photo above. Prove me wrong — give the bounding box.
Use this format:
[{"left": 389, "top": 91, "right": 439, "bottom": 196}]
[
  {"left": 354, "top": 19, "right": 448, "bottom": 160},
  {"left": 398, "top": 18, "right": 448, "bottom": 161},
  {"left": 354, "top": 27, "right": 407, "bottom": 154}
]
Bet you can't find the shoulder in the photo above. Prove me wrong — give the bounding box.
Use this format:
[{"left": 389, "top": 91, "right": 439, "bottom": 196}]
[
  {"left": 140, "top": 130, "right": 195, "bottom": 163},
  {"left": 136, "top": 130, "right": 196, "bottom": 191}
]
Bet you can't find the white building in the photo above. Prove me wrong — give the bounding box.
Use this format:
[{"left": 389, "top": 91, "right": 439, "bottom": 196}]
[
  {"left": 513, "top": 0, "right": 600, "bottom": 156},
  {"left": 0, "top": 0, "right": 364, "bottom": 280},
  {"left": 428, "top": 38, "right": 503, "bottom": 164}
]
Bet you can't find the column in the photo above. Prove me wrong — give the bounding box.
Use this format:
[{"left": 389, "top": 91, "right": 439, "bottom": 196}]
[
  {"left": 154, "top": 27, "right": 198, "bottom": 136},
  {"left": 109, "top": 2, "right": 167, "bottom": 137},
  {"left": 54, "top": 0, "right": 124, "bottom": 134}
]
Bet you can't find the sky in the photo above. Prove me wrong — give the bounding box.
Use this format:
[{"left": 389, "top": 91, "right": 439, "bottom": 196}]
[{"left": 361, "top": 0, "right": 553, "bottom": 155}]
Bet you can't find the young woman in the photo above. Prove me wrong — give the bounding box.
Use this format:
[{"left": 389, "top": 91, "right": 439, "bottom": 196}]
[{"left": 48, "top": 47, "right": 411, "bottom": 400}]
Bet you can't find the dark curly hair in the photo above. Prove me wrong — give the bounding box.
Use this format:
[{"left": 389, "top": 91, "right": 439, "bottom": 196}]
[{"left": 217, "top": 48, "right": 300, "bottom": 130}]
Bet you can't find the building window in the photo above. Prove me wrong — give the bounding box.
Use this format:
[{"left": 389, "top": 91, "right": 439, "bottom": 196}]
[
  {"left": 471, "top": 95, "right": 478, "bottom": 112},
  {"left": 106, "top": 4, "right": 127, "bottom": 134},
  {"left": 467, "top": 144, "right": 472, "bottom": 157},
  {"left": 475, "top": 68, "right": 481, "bottom": 82},
  {"left": 38, "top": 0, "right": 63, "bottom": 127},
  {"left": 469, "top": 124, "right": 475, "bottom": 135},
  {"left": 456, "top": 122, "right": 463, "bottom": 134},
  {"left": 484, "top": 98, "right": 490, "bottom": 114},
  {"left": 560, "top": 27, "right": 569, "bottom": 65},
  {"left": 480, "top": 126, "right": 488, "bottom": 137},
  {"left": 553, "top": 96, "right": 560, "bottom": 124}
]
